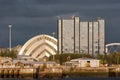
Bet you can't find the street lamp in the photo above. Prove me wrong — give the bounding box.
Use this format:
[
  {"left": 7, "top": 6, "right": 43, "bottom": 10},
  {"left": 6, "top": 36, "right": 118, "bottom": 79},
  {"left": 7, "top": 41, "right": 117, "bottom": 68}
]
[
  {"left": 8, "top": 25, "right": 12, "bottom": 52},
  {"left": 52, "top": 32, "right": 55, "bottom": 38}
]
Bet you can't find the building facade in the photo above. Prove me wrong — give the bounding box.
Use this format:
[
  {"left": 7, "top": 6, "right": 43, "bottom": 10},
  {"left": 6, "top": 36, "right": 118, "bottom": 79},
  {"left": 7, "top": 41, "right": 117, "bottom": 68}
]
[
  {"left": 64, "top": 58, "right": 100, "bottom": 67},
  {"left": 58, "top": 17, "right": 105, "bottom": 56}
]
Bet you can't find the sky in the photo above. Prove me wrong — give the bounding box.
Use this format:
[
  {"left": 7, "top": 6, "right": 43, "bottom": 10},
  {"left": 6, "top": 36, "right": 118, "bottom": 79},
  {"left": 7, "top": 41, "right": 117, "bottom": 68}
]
[{"left": 0, "top": 0, "right": 120, "bottom": 47}]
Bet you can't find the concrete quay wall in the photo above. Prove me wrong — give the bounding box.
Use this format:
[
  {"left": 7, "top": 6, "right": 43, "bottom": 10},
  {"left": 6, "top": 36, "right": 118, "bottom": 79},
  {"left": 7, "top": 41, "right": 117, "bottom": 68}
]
[{"left": 0, "top": 68, "right": 35, "bottom": 78}]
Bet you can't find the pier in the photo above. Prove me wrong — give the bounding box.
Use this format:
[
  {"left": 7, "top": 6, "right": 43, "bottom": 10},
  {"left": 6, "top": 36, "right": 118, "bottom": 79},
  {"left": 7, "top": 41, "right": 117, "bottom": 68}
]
[{"left": 0, "top": 68, "right": 36, "bottom": 78}]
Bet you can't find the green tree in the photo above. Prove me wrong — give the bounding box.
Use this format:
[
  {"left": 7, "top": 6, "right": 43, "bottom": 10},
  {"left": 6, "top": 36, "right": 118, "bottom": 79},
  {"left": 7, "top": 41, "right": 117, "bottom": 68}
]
[{"left": 0, "top": 49, "right": 17, "bottom": 59}]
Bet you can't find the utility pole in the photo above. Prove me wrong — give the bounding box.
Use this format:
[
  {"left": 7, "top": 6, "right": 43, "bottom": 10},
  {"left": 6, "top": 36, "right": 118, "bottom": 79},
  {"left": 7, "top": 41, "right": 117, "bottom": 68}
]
[{"left": 8, "top": 25, "right": 12, "bottom": 52}]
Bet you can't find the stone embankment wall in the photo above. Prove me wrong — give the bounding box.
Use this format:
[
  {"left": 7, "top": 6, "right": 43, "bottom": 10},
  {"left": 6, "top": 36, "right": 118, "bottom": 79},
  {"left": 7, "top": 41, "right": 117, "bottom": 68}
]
[{"left": 0, "top": 68, "right": 35, "bottom": 78}]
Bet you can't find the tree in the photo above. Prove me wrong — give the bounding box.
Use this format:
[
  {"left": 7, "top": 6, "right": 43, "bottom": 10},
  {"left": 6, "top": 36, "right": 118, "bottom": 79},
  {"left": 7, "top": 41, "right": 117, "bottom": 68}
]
[{"left": 0, "top": 49, "right": 17, "bottom": 59}]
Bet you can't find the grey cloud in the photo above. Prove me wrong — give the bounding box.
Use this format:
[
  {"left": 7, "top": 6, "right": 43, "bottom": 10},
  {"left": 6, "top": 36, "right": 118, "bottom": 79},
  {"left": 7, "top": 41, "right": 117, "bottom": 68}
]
[
  {"left": 0, "top": 0, "right": 119, "bottom": 19},
  {"left": 0, "top": 0, "right": 119, "bottom": 18},
  {"left": 0, "top": 0, "right": 120, "bottom": 47}
]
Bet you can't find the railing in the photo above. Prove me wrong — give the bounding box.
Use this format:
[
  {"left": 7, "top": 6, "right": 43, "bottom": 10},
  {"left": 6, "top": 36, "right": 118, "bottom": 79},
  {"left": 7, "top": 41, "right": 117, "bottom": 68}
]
[{"left": 0, "top": 66, "right": 21, "bottom": 68}]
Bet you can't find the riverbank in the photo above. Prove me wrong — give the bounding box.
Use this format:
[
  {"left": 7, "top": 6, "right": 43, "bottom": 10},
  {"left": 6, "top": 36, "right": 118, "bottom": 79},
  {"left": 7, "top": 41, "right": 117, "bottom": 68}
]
[
  {"left": 38, "top": 71, "right": 120, "bottom": 79},
  {"left": 0, "top": 67, "right": 120, "bottom": 78},
  {"left": 38, "top": 67, "right": 120, "bottom": 78}
]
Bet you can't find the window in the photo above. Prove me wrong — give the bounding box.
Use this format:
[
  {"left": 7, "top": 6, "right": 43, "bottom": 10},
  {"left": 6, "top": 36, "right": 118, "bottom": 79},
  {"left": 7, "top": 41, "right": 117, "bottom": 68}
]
[
  {"left": 87, "top": 61, "right": 90, "bottom": 63},
  {"left": 96, "top": 46, "right": 98, "bottom": 48},
  {"left": 65, "top": 48, "right": 68, "bottom": 51},
  {"left": 72, "top": 37, "right": 74, "bottom": 39},
  {"left": 95, "top": 51, "right": 98, "bottom": 54},
  {"left": 95, "top": 41, "right": 98, "bottom": 43},
  {"left": 75, "top": 51, "right": 78, "bottom": 53}
]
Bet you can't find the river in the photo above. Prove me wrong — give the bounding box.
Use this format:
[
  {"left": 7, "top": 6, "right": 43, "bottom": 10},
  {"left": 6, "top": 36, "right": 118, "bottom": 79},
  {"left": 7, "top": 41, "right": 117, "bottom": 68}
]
[{"left": 1, "top": 77, "right": 120, "bottom": 80}]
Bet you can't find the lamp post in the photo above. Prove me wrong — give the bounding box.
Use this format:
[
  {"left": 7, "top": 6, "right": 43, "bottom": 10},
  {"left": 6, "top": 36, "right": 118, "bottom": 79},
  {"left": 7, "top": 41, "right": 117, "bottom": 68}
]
[
  {"left": 52, "top": 32, "right": 55, "bottom": 61},
  {"left": 52, "top": 32, "right": 55, "bottom": 38},
  {"left": 8, "top": 25, "right": 12, "bottom": 52}
]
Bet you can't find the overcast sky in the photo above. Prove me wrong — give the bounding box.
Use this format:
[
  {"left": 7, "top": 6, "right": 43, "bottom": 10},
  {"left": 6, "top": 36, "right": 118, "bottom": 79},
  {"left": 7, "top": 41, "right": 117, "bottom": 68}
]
[{"left": 0, "top": 0, "right": 120, "bottom": 47}]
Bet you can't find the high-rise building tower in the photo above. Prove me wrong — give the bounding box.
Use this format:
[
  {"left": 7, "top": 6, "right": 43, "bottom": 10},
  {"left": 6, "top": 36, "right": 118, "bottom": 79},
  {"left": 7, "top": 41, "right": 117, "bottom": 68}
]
[{"left": 58, "top": 17, "right": 105, "bottom": 56}]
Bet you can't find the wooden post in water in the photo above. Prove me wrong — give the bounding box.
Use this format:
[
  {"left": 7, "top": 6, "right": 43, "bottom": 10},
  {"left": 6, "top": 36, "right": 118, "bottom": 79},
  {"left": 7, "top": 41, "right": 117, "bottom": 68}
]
[{"left": 1, "top": 70, "right": 4, "bottom": 78}]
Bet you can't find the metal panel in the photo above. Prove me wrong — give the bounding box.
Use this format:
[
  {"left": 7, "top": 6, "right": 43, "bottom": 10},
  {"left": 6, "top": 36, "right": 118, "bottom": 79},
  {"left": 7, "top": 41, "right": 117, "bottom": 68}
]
[
  {"left": 98, "top": 19, "right": 105, "bottom": 54},
  {"left": 62, "top": 19, "right": 74, "bottom": 53},
  {"left": 74, "top": 17, "right": 80, "bottom": 53},
  {"left": 80, "top": 22, "right": 88, "bottom": 54}
]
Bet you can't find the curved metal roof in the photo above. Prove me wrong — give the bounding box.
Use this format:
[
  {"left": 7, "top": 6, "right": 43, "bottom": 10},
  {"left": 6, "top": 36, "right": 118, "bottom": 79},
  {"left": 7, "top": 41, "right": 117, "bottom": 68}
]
[
  {"left": 18, "top": 34, "right": 57, "bottom": 61},
  {"left": 106, "top": 43, "right": 120, "bottom": 47}
]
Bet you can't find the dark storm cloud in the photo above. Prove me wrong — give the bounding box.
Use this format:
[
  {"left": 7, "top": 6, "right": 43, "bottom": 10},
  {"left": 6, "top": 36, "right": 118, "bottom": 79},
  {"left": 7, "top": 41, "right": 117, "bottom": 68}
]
[
  {"left": 0, "top": 0, "right": 119, "bottom": 18},
  {"left": 0, "top": 0, "right": 120, "bottom": 47}
]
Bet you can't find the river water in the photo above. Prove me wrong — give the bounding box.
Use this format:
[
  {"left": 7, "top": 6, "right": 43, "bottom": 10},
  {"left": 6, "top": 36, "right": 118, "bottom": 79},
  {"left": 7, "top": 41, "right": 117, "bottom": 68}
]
[{"left": 1, "top": 77, "right": 120, "bottom": 80}]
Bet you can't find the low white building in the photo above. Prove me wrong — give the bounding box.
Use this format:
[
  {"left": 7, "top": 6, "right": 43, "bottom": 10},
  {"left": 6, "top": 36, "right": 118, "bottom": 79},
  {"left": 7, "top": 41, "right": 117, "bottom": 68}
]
[
  {"left": 64, "top": 58, "right": 100, "bottom": 67},
  {"left": 31, "top": 61, "right": 57, "bottom": 68}
]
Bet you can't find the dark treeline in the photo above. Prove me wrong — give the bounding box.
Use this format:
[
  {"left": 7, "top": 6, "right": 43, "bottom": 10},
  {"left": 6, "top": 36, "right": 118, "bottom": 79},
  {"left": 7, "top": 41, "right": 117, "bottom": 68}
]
[
  {"left": 49, "top": 52, "right": 120, "bottom": 65},
  {"left": 0, "top": 49, "right": 17, "bottom": 59},
  {"left": 0, "top": 50, "right": 120, "bottom": 65}
]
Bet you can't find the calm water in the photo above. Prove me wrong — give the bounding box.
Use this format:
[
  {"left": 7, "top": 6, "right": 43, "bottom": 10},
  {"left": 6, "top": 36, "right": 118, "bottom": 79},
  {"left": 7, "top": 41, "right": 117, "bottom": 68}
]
[{"left": 1, "top": 77, "right": 120, "bottom": 80}]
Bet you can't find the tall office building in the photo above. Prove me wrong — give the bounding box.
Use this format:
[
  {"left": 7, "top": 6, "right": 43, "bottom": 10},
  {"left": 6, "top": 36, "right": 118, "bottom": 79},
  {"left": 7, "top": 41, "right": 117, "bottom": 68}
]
[{"left": 58, "top": 17, "right": 105, "bottom": 56}]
